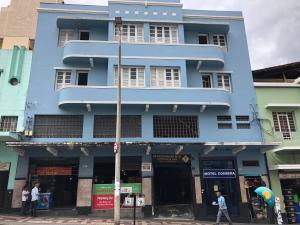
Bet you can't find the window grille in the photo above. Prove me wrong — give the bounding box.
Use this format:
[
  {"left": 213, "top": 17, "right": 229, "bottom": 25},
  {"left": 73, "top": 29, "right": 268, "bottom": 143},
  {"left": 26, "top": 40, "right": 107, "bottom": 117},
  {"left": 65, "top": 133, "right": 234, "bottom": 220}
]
[
  {"left": 236, "top": 115, "right": 251, "bottom": 129},
  {"left": 217, "top": 115, "right": 232, "bottom": 129},
  {"left": 151, "top": 67, "right": 180, "bottom": 87},
  {"left": 94, "top": 115, "right": 142, "bottom": 138},
  {"left": 0, "top": 116, "right": 18, "bottom": 132},
  {"left": 33, "top": 115, "right": 83, "bottom": 138},
  {"left": 217, "top": 73, "right": 231, "bottom": 92},
  {"left": 55, "top": 70, "right": 71, "bottom": 90},
  {"left": 114, "top": 24, "right": 143, "bottom": 43},
  {"left": 58, "top": 29, "right": 75, "bottom": 47},
  {"left": 153, "top": 116, "right": 199, "bottom": 138},
  {"left": 150, "top": 25, "right": 178, "bottom": 44},
  {"left": 213, "top": 34, "right": 227, "bottom": 48},
  {"left": 114, "top": 67, "right": 145, "bottom": 87},
  {"left": 272, "top": 112, "right": 296, "bottom": 139}
]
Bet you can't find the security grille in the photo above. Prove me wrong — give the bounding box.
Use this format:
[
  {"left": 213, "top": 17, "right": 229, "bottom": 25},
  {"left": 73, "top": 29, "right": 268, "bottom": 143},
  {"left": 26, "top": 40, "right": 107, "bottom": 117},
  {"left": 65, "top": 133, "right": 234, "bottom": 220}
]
[
  {"left": 94, "top": 115, "right": 141, "bottom": 138},
  {"left": 272, "top": 112, "right": 296, "bottom": 139},
  {"left": 33, "top": 115, "right": 83, "bottom": 138},
  {"left": 0, "top": 116, "right": 18, "bottom": 132},
  {"left": 217, "top": 115, "right": 232, "bottom": 129},
  {"left": 236, "top": 115, "right": 251, "bottom": 129},
  {"left": 153, "top": 116, "right": 199, "bottom": 138}
]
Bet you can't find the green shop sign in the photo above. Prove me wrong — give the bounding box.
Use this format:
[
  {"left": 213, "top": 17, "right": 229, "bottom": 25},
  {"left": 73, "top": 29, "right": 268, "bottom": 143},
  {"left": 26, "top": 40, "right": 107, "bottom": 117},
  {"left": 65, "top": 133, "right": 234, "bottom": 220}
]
[{"left": 93, "top": 183, "right": 142, "bottom": 195}]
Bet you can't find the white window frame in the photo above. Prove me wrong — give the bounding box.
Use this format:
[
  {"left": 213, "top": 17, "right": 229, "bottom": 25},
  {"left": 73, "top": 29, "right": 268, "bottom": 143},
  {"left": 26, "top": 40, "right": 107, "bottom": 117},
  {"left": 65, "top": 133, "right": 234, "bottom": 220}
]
[
  {"left": 201, "top": 73, "right": 213, "bottom": 88},
  {"left": 151, "top": 67, "right": 181, "bottom": 88},
  {"left": 213, "top": 34, "right": 227, "bottom": 49},
  {"left": 58, "top": 29, "right": 75, "bottom": 47},
  {"left": 114, "top": 66, "right": 145, "bottom": 87},
  {"left": 199, "top": 34, "right": 209, "bottom": 45},
  {"left": 217, "top": 73, "right": 231, "bottom": 92},
  {"left": 150, "top": 25, "right": 178, "bottom": 44},
  {"left": 114, "top": 24, "right": 144, "bottom": 43},
  {"left": 76, "top": 70, "right": 89, "bottom": 86},
  {"left": 273, "top": 112, "right": 296, "bottom": 140},
  {"left": 55, "top": 70, "right": 72, "bottom": 90},
  {"left": 79, "top": 30, "right": 90, "bottom": 41}
]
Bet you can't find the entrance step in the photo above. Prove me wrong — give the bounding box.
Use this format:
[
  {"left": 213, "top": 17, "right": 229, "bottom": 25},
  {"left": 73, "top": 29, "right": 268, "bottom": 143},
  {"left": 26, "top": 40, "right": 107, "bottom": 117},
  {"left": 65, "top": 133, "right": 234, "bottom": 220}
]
[
  {"left": 155, "top": 204, "right": 194, "bottom": 219},
  {"left": 37, "top": 208, "right": 77, "bottom": 217},
  {"left": 91, "top": 208, "right": 143, "bottom": 219}
]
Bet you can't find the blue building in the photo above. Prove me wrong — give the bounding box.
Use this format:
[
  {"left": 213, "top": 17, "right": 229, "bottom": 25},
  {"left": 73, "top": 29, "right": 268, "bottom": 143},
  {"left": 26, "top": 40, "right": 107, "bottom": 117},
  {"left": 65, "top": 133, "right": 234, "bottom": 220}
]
[{"left": 8, "top": 0, "right": 276, "bottom": 221}]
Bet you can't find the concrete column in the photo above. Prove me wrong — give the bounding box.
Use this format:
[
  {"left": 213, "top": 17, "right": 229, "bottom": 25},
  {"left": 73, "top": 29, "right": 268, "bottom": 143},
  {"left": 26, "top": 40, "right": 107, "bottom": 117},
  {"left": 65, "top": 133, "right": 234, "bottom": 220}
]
[
  {"left": 141, "top": 154, "right": 153, "bottom": 217},
  {"left": 194, "top": 176, "right": 202, "bottom": 204},
  {"left": 144, "top": 23, "right": 150, "bottom": 43},
  {"left": 239, "top": 176, "right": 248, "bottom": 203},
  {"left": 261, "top": 175, "right": 270, "bottom": 188},
  {"left": 12, "top": 155, "right": 29, "bottom": 208},
  {"left": 76, "top": 155, "right": 94, "bottom": 215}
]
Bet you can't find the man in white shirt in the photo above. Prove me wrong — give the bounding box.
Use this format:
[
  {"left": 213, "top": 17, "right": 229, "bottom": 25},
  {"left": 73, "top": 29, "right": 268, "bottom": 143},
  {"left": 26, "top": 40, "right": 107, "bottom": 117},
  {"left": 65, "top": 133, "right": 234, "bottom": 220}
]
[{"left": 30, "top": 183, "right": 40, "bottom": 217}]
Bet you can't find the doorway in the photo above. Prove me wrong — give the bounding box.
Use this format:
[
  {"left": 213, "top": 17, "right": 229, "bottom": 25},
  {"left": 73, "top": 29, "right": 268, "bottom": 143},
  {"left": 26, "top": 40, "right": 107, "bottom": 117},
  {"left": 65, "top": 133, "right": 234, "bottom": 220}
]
[
  {"left": 0, "top": 171, "right": 9, "bottom": 209},
  {"left": 153, "top": 154, "right": 193, "bottom": 218}
]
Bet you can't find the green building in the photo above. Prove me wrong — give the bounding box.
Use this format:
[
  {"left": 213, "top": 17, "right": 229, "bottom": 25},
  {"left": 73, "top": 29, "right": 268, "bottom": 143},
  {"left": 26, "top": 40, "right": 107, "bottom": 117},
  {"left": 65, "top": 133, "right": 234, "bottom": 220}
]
[
  {"left": 0, "top": 46, "right": 32, "bottom": 211},
  {"left": 253, "top": 62, "right": 300, "bottom": 219}
]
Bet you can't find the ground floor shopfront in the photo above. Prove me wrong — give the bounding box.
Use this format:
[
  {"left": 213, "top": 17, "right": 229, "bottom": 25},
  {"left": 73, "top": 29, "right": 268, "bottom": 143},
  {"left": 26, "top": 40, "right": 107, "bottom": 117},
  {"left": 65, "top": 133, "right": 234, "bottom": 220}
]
[
  {"left": 0, "top": 143, "right": 18, "bottom": 212},
  {"left": 267, "top": 151, "right": 300, "bottom": 224},
  {"left": 10, "top": 143, "right": 272, "bottom": 222}
]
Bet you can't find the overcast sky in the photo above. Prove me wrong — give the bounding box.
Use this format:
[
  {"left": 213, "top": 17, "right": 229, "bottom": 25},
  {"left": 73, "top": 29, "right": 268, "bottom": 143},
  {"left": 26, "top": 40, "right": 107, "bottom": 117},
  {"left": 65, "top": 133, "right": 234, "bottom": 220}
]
[{"left": 1, "top": 0, "right": 300, "bottom": 70}]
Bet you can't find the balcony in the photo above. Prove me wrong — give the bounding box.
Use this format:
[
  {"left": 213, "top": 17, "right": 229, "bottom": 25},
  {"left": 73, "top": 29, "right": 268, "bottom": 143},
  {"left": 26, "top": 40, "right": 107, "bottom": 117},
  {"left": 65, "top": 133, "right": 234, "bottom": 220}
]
[
  {"left": 58, "top": 86, "right": 230, "bottom": 109},
  {"left": 63, "top": 41, "right": 225, "bottom": 66}
]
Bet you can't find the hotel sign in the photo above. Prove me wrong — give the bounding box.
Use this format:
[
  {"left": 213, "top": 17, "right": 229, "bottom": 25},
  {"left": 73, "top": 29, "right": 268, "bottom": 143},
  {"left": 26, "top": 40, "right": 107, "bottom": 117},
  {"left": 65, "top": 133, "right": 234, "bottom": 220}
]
[{"left": 203, "top": 169, "right": 236, "bottom": 179}]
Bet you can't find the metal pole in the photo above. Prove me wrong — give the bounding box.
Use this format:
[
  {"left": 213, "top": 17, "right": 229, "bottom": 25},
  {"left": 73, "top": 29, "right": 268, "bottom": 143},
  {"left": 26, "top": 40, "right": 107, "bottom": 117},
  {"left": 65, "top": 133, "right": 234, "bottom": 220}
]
[{"left": 114, "top": 23, "right": 122, "bottom": 225}]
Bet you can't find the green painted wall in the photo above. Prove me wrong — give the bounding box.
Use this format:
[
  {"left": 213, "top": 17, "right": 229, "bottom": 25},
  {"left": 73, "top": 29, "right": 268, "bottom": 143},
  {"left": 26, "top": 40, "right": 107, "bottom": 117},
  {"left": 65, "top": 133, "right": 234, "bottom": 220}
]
[
  {"left": 0, "top": 48, "right": 32, "bottom": 190},
  {"left": 255, "top": 86, "right": 300, "bottom": 208}
]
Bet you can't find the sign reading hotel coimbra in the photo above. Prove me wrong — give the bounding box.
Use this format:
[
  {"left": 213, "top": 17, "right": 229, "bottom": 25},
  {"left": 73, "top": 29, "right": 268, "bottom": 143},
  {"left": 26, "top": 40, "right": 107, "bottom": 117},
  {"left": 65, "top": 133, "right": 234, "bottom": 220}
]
[{"left": 203, "top": 169, "right": 236, "bottom": 179}]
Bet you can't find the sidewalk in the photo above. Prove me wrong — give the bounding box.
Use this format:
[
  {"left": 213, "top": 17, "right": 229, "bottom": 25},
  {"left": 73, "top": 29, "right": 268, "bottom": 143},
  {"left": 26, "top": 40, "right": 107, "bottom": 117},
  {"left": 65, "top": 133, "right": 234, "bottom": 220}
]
[{"left": 0, "top": 214, "right": 274, "bottom": 225}]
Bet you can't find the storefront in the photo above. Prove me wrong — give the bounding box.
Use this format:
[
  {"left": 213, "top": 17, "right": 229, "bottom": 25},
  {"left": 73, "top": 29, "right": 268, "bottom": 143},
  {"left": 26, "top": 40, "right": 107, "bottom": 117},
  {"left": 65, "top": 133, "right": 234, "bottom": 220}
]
[
  {"left": 28, "top": 158, "right": 79, "bottom": 209},
  {"left": 0, "top": 163, "right": 10, "bottom": 209}
]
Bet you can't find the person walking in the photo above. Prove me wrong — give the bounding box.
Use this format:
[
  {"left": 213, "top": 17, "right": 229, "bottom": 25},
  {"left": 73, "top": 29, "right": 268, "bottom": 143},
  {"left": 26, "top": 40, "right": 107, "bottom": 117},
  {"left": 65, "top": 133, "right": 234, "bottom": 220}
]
[
  {"left": 30, "top": 182, "right": 39, "bottom": 217},
  {"left": 21, "top": 185, "right": 30, "bottom": 216},
  {"left": 213, "top": 191, "right": 233, "bottom": 225}
]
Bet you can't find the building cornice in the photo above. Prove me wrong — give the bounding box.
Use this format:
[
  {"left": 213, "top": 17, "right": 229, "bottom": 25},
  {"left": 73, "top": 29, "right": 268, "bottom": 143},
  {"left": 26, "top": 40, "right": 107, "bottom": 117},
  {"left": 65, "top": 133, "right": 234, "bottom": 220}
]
[
  {"left": 108, "top": 0, "right": 183, "bottom": 7},
  {"left": 38, "top": 8, "right": 109, "bottom": 15},
  {"left": 265, "top": 104, "right": 300, "bottom": 109},
  {"left": 183, "top": 14, "right": 244, "bottom": 21},
  {"left": 254, "top": 82, "right": 300, "bottom": 88},
  {"left": 269, "top": 164, "right": 300, "bottom": 171},
  {"left": 272, "top": 146, "right": 300, "bottom": 153}
]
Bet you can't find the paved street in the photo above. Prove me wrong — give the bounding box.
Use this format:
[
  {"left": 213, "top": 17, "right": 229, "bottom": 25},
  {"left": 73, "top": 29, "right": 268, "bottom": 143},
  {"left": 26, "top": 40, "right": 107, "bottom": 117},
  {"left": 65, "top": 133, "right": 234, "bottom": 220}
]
[{"left": 0, "top": 215, "right": 275, "bottom": 225}]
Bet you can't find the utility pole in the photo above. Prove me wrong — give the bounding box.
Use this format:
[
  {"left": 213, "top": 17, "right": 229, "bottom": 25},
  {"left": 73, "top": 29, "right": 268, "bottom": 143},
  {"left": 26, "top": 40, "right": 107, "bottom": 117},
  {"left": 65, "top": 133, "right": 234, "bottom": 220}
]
[{"left": 114, "top": 16, "right": 122, "bottom": 225}]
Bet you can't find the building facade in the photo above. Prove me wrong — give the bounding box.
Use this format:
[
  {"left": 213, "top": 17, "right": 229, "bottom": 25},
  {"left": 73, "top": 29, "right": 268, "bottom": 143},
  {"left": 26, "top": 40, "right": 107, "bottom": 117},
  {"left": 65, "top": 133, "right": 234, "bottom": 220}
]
[
  {"left": 254, "top": 62, "right": 300, "bottom": 223},
  {"left": 0, "top": 47, "right": 32, "bottom": 211},
  {"left": 8, "top": 0, "right": 275, "bottom": 221}
]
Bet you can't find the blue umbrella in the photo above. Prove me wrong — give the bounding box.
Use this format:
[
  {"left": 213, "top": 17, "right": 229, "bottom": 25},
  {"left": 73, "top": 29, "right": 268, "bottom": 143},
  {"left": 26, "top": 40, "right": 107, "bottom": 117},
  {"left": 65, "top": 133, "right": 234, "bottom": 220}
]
[{"left": 255, "top": 186, "right": 275, "bottom": 208}]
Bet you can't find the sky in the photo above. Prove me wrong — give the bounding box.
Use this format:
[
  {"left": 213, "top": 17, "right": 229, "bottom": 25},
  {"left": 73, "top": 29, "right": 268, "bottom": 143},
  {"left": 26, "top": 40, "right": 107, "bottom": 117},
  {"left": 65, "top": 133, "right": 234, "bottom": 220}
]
[{"left": 1, "top": 0, "right": 300, "bottom": 70}]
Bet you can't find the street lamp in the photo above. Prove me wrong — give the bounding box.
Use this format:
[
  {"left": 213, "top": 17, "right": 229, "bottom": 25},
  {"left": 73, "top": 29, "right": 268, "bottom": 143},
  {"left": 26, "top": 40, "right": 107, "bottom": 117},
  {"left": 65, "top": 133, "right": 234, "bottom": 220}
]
[{"left": 114, "top": 16, "right": 122, "bottom": 225}]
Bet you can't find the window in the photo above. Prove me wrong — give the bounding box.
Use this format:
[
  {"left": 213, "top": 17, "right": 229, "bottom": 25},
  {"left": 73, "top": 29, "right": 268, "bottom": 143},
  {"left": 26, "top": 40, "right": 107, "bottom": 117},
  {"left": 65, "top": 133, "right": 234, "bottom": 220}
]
[
  {"left": 242, "top": 160, "right": 259, "bottom": 167},
  {"left": 150, "top": 25, "right": 178, "bottom": 44},
  {"left": 79, "top": 31, "right": 90, "bottom": 40},
  {"left": 114, "top": 24, "right": 143, "bottom": 43},
  {"left": 58, "top": 29, "right": 75, "bottom": 47},
  {"left": 202, "top": 73, "right": 213, "bottom": 88},
  {"left": 114, "top": 67, "right": 145, "bottom": 87},
  {"left": 151, "top": 67, "right": 180, "bottom": 87},
  {"left": 217, "top": 73, "right": 231, "bottom": 92},
  {"left": 153, "top": 116, "right": 199, "bottom": 138},
  {"left": 236, "top": 115, "right": 251, "bottom": 129},
  {"left": 213, "top": 34, "right": 227, "bottom": 48},
  {"left": 199, "top": 34, "right": 209, "bottom": 44},
  {"left": 93, "top": 115, "right": 142, "bottom": 138},
  {"left": 33, "top": 115, "right": 83, "bottom": 138},
  {"left": 76, "top": 71, "right": 88, "bottom": 86},
  {"left": 272, "top": 112, "right": 296, "bottom": 140},
  {"left": 217, "top": 115, "right": 232, "bottom": 129},
  {"left": 55, "top": 70, "right": 71, "bottom": 90},
  {"left": 0, "top": 116, "right": 18, "bottom": 132}
]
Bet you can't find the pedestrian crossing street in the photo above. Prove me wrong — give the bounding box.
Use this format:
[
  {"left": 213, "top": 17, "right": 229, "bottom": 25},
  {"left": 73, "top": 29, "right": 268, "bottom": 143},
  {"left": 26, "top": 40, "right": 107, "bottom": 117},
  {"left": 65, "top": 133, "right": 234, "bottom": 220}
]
[{"left": 0, "top": 215, "right": 226, "bottom": 225}]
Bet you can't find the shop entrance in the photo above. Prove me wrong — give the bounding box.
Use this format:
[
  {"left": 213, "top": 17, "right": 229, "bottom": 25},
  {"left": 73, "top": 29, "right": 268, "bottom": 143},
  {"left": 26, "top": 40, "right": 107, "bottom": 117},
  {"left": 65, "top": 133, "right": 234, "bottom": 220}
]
[
  {"left": 200, "top": 159, "right": 239, "bottom": 217},
  {"left": 0, "top": 171, "right": 9, "bottom": 209},
  {"left": 29, "top": 158, "right": 79, "bottom": 209},
  {"left": 153, "top": 154, "right": 193, "bottom": 218}
]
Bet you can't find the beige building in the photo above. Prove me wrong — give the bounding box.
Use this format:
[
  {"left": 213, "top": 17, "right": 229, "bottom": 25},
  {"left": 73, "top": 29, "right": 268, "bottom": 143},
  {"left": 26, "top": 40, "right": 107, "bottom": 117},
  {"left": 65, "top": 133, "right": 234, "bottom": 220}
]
[{"left": 0, "top": 0, "right": 62, "bottom": 49}]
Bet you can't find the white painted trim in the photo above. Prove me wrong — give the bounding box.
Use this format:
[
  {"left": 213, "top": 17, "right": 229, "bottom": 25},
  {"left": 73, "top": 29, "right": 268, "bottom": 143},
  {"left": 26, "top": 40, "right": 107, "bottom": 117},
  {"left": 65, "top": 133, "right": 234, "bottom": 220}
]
[
  {"left": 63, "top": 54, "right": 225, "bottom": 63},
  {"left": 108, "top": 0, "right": 183, "bottom": 7},
  {"left": 294, "top": 77, "right": 300, "bottom": 84},
  {"left": 54, "top": 67, "right": 91, "bottom": 70},
  {"left": 59, "top": 85, "right": 229, "bottom": 91},
  {"left": 272, "top": 146, "right": 300, "bottom": 153},
  {"left": 66, "top": 40, "right": 224, "bottom": 48},
  {"left": 265, "top": 104, "right": 300, "bottom": 108},
  {"left": 254, "top": 82, "right": 300, "bottom": 88},
  {"left": 199, "top": 70, "right": 233, "bottom": 73},
  {"left": 58, "top": 100, "right": 230, "bottom": 107},
  {"left": 204, "top": 142, "right": 280, "bottom": 146},
  {"left": 38, "top": 8, "right": 109, "bottom": 15},
  {"left": 183, "top": 14, "right": 244, "bottom": 21},
  {"left": 269, "top": 164, "right": 300, "bottom": 171}
]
